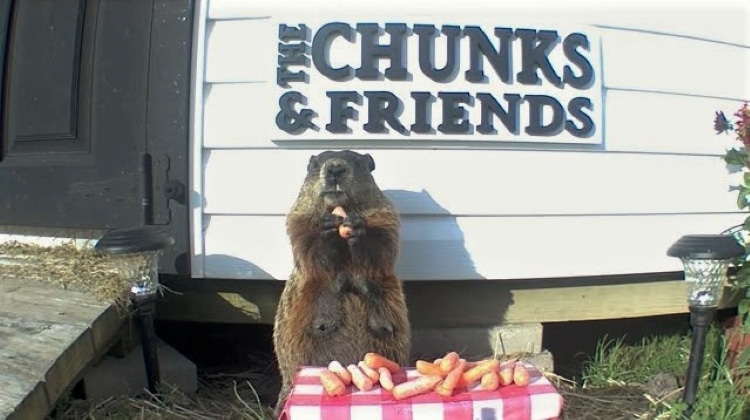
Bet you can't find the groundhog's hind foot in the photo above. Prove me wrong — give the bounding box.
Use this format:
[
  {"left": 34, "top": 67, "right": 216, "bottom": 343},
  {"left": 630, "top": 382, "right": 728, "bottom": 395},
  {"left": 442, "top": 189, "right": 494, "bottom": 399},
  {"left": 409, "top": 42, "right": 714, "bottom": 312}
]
[
  {"left": 366, "top": 307, "right": 396, "bottom": 338},
  {"left": 308, "top": 292, "right": 344, "bottom": 336}
]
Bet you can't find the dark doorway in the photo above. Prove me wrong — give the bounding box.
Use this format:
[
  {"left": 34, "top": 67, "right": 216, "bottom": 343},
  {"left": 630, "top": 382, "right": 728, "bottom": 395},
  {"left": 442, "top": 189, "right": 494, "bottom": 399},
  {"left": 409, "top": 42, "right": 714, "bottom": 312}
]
[{"left": 0, "top": 0, "right": 193, "bottom": 275}]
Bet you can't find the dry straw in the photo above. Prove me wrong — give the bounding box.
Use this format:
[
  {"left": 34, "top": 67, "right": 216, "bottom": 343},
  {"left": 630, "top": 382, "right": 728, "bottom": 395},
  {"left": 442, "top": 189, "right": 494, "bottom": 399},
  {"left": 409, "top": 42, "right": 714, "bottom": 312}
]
[{"left": 0, "top": 240, "right": 147, "bottom": 312}]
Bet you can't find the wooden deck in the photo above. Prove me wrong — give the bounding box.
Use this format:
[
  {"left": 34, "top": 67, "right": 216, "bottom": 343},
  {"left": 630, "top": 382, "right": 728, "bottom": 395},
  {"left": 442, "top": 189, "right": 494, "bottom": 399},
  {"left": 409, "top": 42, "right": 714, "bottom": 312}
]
[{"left": 0, "top": 277, "right": 124, "bottom": 420}]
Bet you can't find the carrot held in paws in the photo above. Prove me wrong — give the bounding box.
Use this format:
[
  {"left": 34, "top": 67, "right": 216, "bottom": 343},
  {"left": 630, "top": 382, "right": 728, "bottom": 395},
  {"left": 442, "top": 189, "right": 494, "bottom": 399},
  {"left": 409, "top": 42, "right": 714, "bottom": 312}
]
[
  {"left": 320, "top": 369, "right": 347, "bottom": 396},
  {"left": 339, "top": 225, "right": 353, "bottom": 239},
  {"left": 358, "top": 361, "right": 380, "bottom": 383},
  {"left": 462, "top": 358, "right": 499, "bottom": 385},
  {"left": 331, "top": 206, "right": 353, "bottom": 238},
  {"left": 347, "top": 364, "right": 374, "bottom": 391},
  {"left": 378, "top": 367, "right": 395, "bottom": 391},
  {"left": 416, "top": 359, "right": 445, "bottom": 377},
  {"left": 331, "top": 206, "right": 347, "bottom": 218},
  {"left": 328, "top": 361, "right": 352, "bottom": 385},
  {"left": 392, "top": 375, "right": 442, "bottom": 400}
]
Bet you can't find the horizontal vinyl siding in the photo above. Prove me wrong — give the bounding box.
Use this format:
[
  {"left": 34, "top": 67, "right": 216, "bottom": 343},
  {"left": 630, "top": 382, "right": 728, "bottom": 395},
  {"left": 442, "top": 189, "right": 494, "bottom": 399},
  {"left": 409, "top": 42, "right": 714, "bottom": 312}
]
[
  {"left": 193, "top": 0, "right": 750, "bottom": 280},
  {"left": 203, "top": 213, "right": 746, "bottom": 280},
  {"left": 202, "top": 149, "right": 739, "bottom": 216}
]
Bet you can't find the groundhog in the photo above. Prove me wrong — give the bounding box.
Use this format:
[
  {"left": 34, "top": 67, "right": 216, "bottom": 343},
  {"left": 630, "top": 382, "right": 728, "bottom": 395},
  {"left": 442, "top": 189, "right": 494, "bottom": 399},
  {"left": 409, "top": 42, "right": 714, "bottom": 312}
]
[{"left": 272, "top": 150, "right": 411, "bottom": 412}]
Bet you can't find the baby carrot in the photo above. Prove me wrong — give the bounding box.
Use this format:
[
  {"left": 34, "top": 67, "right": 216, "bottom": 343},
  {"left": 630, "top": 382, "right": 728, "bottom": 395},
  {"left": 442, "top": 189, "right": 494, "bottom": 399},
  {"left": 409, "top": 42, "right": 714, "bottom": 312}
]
[
  {"left": 513, "top": 363, "right": 531, "bottom": 387},
  {"left": 328, "top": 360, "right": 352, "bottom": 385},
  {"left": 339, "top": 225, "right": 353, "bottom": 238},
  {"left": 378, "top": 367, "right": 395, "bottom": 391},
  {"left": 363, "top": 352, "right": 401, "bottom": 373},
  {"left": 498, "top": 362, "right": 515, "bottom": 387},
  {"left": 416, "top": 360, "right": 445, "bottom": 377},
  {"left": 347, "top": 364, "right": 374, "bottom": 392},
  {"left": 358, "top": 361, "right": 380, "bottom": 383},
  {"left": 392, "top": 375, "right": 442, "bottom": 400},
  {"left": 461, "top": 358, "right": 499, "bottom": 385},
  {"left": 331, "top": 206, "right": 347, "bottom": 218},
  {"left": 435, "top": 359, "right": 467, "bottom": 397},
  {"left": 434, "top": 358, "right": 443, "bottom": 365},
  {"left": 439, "top": 351, "right": 460, "bottom": 374},
  {"left": 481, "top": 371, "right": 500, "bottom": 391},
  {"left": 320, "top": 369, "right": 347, "bottom": 396},
  {"left": 462, "top": 359, "right": 479, "bottom": 369}
]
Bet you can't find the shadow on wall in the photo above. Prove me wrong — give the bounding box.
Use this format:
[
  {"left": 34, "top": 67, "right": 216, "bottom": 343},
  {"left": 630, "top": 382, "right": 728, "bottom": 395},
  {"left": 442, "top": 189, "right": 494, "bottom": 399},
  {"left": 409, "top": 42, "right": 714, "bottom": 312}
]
[
  {"left": 203, "top": 253, "right": 276, "bottom": 280},
  {"left": 385, "top": 188, "right": 479, "bottom": 281},
  {"left": 183, "top": 189, "right": 515, "bottom": 348},
  {"left": 384, "top": 189, "right": 515, "bottom": 359}
]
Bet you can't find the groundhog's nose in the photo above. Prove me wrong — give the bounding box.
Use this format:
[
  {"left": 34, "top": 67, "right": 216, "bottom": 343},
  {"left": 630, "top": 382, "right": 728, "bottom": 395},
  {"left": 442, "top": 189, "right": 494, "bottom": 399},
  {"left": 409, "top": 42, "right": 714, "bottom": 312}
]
[{"left": 325, "top": 163, "right": 347, "bottom": 184}]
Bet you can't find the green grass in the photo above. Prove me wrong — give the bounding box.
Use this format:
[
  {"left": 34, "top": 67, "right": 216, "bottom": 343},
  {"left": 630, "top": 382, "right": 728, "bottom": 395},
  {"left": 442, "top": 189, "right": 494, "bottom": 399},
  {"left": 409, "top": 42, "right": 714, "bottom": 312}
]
[{"left": 580, "top": 325, "right": 749, "bottom": 419}]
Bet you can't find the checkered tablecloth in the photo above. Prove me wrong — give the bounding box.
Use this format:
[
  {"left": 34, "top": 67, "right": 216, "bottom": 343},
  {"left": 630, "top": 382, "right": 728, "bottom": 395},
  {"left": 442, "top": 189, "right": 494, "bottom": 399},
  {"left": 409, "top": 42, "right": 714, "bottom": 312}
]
[{"left": 279, "top": 362, "right": 563, "bottom": 420}]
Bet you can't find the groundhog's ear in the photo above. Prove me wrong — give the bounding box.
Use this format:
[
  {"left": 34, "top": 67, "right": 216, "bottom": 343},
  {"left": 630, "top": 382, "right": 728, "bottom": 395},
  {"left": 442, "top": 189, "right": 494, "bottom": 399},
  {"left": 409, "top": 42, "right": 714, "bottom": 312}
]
[
  {"left": 363, "top": 153, "right": 375, "bottom": 172},
  {"left": 307, "top": 155, "right": 319, "bottom": 173}
]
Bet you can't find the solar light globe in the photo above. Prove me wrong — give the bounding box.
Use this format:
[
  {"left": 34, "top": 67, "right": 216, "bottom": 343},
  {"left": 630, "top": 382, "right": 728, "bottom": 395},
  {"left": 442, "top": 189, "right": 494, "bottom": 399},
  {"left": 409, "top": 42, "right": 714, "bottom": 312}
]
[
  {"left": 94, "top": 227, "right": 175, "bottom": 299},
  {"left": 667, "top": 234, "right": 744, "bottom": 307}
]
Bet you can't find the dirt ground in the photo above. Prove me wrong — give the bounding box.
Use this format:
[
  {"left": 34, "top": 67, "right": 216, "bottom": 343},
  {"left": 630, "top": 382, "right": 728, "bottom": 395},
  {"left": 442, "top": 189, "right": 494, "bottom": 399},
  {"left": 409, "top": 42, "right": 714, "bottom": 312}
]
[
  {"left": 154, "top": 312, "right": 696, "bottom": 408},
  {"left": 50, "top": 312, "right": 708, "bottom": 419}
]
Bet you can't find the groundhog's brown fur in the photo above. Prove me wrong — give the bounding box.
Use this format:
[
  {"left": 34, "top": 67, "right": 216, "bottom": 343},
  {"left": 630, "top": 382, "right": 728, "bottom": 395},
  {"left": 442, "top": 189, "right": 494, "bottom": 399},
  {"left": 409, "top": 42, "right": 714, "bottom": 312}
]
[{"left": 273, "top": 150, "right": 411, "bottom": 412}]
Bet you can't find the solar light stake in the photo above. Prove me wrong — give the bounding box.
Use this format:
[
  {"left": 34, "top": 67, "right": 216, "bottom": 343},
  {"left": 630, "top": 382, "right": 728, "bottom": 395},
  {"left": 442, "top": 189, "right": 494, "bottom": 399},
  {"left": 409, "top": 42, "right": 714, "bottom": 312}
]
[
  {"left": 95, "top": 226, "right": 175, "bottom": 394},
  {"left": 667, "top": 234, "right": 744, "bottom": 417}
]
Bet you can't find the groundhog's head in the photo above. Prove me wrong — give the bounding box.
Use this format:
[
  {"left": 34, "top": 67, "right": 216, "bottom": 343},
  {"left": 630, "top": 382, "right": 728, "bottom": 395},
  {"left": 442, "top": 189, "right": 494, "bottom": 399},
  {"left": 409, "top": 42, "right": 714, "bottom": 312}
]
[{"left": 298, "top": 150, "right": 382, "bottom": 210}]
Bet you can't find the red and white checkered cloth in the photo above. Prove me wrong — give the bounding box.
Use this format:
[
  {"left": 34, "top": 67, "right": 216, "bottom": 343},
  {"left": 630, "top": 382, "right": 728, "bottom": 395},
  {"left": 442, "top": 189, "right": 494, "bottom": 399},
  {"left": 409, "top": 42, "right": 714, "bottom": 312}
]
[{"left": 279, "top": 363, "right": 563, "bottom": 420}]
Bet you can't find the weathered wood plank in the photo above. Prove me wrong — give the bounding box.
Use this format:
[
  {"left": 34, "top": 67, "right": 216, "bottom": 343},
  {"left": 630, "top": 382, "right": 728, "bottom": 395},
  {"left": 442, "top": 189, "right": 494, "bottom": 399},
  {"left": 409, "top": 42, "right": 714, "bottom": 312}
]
[
  {"left": 0, "top": 373, "right": 49, "bottom": 420},
  {"left": 155, "top": 277, "right": 740, "bottom": 326},
  {"left": 0, "top": 313, "right": 93, "bottom": 418},
  {"left": 0, "top": 277, "right": 125, "bottom": 420},
  {"left": 0, "top": 279, "right": 124, "bottom": 349}
]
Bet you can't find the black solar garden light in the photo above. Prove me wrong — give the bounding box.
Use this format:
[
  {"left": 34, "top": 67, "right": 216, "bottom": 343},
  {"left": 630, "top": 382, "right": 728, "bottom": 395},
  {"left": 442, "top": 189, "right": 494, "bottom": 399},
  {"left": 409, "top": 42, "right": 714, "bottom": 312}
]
[
  {"left": 95, "top": 226, "right": 175, "bottom": 394},
  {"left": 666, "top": 233, "right": 745, "bottom": 416}
]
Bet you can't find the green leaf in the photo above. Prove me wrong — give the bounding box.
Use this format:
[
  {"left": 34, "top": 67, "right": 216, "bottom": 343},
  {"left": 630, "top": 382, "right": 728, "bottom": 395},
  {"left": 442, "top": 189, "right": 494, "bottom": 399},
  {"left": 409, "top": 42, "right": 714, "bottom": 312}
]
[
  {"left": 743, "top": 215, "right": 750, "bottom": 232},
  {"left": 737, "top": 188, "right": 750, "bottom": 209},
  {"left": 725, "top": 148, "right": 749, "bottom": 166},
  {"left": 744, "top": 172, "right": 750, "bottom": 185},
  {"left": 735, "top": 268, "right": 750, "bottom": 288}
]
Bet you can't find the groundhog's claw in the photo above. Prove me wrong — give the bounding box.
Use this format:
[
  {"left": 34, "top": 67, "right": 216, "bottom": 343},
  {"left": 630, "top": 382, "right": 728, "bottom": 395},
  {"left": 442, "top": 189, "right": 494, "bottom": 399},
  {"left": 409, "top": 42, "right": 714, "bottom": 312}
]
[
  {"left": 342, "top": 214, "right": 366, "bottom": 245},
  {"left": 320, "top": 214, "right": 344, "bottom": 239}
]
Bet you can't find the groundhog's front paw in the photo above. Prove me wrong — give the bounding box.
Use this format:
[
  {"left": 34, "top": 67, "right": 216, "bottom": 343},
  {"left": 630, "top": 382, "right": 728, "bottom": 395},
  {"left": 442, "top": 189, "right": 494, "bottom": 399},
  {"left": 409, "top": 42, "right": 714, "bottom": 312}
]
[
  {"left": 342, "top": 214, "right": 366, "bottom": 245},
  {"left": 320, "top": 214, "right": 344, "bottom": 240}
]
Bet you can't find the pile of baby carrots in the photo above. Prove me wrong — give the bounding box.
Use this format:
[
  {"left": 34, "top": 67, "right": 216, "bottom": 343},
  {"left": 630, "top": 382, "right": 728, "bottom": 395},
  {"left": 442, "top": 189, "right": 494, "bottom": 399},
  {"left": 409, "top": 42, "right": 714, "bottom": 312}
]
[{"left": 318, "top": 351, "right": 531, "bottom": 400}]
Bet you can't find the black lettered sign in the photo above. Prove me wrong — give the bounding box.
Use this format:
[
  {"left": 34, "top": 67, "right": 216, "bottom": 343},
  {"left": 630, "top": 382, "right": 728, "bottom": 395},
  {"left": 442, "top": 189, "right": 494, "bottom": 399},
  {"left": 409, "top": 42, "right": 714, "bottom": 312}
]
[{"left": 274, "top": 20, "right": 603, "bottom": 145}]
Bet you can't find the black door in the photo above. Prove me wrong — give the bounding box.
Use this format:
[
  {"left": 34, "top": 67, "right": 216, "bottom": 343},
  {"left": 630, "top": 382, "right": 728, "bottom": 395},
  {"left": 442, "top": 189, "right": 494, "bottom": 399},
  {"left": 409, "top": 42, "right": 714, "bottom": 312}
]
[{"left": 0, "top": 0, "right": 193, "bottom": 275}]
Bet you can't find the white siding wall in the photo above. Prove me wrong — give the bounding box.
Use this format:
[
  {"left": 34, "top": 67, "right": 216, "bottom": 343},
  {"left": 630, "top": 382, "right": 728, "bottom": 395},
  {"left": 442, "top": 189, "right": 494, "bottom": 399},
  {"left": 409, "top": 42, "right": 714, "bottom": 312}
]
[{"left": 193, "top": 0, "right": 750, "bottom": 280}]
